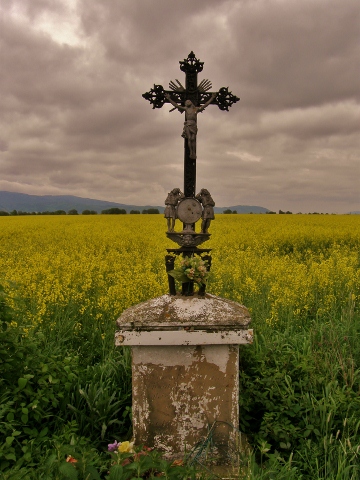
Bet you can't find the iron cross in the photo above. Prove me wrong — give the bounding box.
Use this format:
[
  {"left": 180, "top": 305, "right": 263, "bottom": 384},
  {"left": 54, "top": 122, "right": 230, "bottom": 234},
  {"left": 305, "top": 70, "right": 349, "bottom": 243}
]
[{"left": 143, "top": 51, "right": 239, "bottom": 197}]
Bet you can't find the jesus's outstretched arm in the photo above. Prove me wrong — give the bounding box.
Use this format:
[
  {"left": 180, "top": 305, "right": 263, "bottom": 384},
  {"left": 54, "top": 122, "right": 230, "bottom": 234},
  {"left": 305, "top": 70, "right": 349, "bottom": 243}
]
[{"left": 164, "top": 93, "right": 186, "bottom": 112}]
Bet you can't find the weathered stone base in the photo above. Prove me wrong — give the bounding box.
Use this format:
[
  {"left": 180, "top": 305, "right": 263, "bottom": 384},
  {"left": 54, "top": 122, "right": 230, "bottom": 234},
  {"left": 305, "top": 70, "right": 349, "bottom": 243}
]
[
  {"left": 116, "top": 293, "right": 252, "bottom": 465},
  {"left": 131, "top": 344, "right": 239, "bottom": 461}
]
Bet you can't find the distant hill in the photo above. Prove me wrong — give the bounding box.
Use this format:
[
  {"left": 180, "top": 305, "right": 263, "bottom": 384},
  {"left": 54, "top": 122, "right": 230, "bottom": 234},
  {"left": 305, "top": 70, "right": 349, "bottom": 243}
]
[
  {"left": 0, "top": 191, "right": 269, "bottom": 214},
  {"left": 0, "top": 191, "right": 163, "bottom": 214}
]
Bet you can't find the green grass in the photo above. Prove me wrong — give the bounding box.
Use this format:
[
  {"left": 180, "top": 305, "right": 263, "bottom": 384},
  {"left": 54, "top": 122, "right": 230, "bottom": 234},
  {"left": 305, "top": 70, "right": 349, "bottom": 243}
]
[
  {"left": 1, "top": 283, "right": 360, "bottom": 478},
  {"left": 238, "top": 303, "right": 360, "bottom": 479}
]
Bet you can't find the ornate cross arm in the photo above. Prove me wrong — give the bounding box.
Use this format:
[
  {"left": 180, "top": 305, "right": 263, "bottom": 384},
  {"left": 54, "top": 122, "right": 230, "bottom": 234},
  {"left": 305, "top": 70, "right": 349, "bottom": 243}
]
[
  {"left": 195, "top": 88, "right": 240, "bottom": 112},
  {"left": 215, "top": 87, "right": 240, "bottom": 111},
  {"left": 142, "top": 85, "right": 239, "bottom": 111},
  {"left": 142, "top": 52, "right": 239, "bottom": 111},
  {"left": 142, "top": 84, "right": 183, "bottom": 109},
  {"left": 142, "top": 85, "right": 165, "bottom": 109}
]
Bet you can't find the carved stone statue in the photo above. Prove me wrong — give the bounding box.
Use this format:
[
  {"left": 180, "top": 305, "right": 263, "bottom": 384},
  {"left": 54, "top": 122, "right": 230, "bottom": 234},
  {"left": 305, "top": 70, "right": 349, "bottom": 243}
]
[
  {"left": 196, "top": 189, "right": 215, "bottom": 234},
  {"left": 164, "top": 93, "right": 217, "bottom": 160},
  {"left": 164, "top": 188, "right": 184, "bottom": 232}
]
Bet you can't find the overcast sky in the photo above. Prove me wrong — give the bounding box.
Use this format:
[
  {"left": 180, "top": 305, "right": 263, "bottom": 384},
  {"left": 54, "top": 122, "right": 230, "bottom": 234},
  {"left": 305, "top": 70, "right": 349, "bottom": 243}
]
[{"left": 1, "top": 0, "right": 359, "bottom": 213}]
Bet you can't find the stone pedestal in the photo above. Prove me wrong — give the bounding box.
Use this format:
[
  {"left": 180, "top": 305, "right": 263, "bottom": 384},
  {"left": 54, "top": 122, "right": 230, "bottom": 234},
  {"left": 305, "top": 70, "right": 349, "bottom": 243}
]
[{"left": 116, "top": 293, "right": 252, "bottom": 462}]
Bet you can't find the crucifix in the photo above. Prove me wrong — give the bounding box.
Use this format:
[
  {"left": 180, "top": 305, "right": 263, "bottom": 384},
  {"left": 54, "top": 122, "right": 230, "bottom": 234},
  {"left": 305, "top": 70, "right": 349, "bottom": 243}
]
[
  {"left": 143, "top": 51, "right": 239, "bottom": 198},
  {"left": 143, "top": 52, "right": 239, "bottom": 295}
]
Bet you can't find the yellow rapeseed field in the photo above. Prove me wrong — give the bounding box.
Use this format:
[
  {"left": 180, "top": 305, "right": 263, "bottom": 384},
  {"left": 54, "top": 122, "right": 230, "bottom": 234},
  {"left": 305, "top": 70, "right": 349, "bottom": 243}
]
[{"left": 0, "top": 214, "right": 359, "bottom": 328}]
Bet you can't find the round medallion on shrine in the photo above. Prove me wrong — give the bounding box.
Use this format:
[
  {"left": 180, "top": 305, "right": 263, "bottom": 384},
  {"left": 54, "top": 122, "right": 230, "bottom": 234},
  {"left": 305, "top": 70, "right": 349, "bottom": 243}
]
[{"left": 177, "top": 198, "right": 202, "bottom": 224}]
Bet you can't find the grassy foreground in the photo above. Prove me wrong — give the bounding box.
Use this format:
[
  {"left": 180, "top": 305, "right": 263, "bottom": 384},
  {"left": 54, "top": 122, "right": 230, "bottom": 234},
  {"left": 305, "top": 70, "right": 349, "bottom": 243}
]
[{"left": 0, "top": 214, "right": 360, "bottom": 479}]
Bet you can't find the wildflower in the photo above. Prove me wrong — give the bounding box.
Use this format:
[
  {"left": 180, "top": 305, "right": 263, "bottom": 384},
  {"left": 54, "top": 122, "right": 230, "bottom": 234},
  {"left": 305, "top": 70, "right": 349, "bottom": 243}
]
[
  {"left": 118, "top": 441, "right": 135, "bottom": 453},
  {"left": 66, "top": 455, "right": 78, "bottom": 463},
  {"left": 108, "top": 440, "right": 120, "bottom": 452}
]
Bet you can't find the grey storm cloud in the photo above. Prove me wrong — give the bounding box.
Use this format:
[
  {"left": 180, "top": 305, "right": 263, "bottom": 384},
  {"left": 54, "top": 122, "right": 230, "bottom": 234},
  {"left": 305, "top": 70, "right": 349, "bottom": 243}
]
[{"left": 0, "top": 0, "right": 359, "bottom": 212}]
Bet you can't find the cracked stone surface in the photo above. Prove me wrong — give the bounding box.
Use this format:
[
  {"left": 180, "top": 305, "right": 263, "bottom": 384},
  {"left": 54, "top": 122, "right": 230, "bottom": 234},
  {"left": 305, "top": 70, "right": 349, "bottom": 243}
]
[{"left": 117, "top": 293, "right": 251, "bottom": 331}]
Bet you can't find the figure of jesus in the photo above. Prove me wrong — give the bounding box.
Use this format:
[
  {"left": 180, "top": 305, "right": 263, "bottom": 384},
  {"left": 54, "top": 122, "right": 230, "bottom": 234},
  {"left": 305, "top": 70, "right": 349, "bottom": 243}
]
[{"left": 165, "top": 93, "right": 217, "bottom": 160}]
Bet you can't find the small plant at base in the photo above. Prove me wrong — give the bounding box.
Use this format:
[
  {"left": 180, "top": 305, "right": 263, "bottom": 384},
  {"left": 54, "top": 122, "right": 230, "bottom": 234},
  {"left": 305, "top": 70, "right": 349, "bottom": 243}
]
[
  {"left": 106, "top": 440, "right": 198, "bottom": 479},
  {"left": 168, "top": 256, "right": 209, "bottom": 286}
]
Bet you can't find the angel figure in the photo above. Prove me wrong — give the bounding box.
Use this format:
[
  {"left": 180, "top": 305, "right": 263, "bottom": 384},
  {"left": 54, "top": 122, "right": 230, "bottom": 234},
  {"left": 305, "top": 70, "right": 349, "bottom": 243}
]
[
  {"left": 196, "top": 188, "right": 215, "bottom": 234},
  {"left": 164, "top": 188, "right": 184, "bottom": 232}
]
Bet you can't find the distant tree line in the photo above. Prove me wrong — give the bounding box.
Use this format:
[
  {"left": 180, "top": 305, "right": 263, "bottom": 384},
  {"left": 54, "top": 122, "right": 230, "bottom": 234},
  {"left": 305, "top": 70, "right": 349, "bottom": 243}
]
[
  {"left": 101, "top": 208, "right": 127, "bottom": 214},
  {"left": 0, "top": 208, "right": 335, "bottom": 216},
  {"left": 0, "top": 208, "right": 161, "bottom": 216},
  {"left": 0, "top": 210, "right": 70, "bottom": 216},
  {"left": 142, "top": 209, "right": 160, "bottom": 214}
]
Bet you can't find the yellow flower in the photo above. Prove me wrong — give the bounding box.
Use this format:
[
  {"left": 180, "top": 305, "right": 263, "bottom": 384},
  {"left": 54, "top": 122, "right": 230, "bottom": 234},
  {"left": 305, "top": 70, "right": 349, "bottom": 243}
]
[
  {"left": 1, "top": 215, "right": 359, "bottom": 331},
  {"left": 118, "top": 441, "right": 134, "bottom": 453}
]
